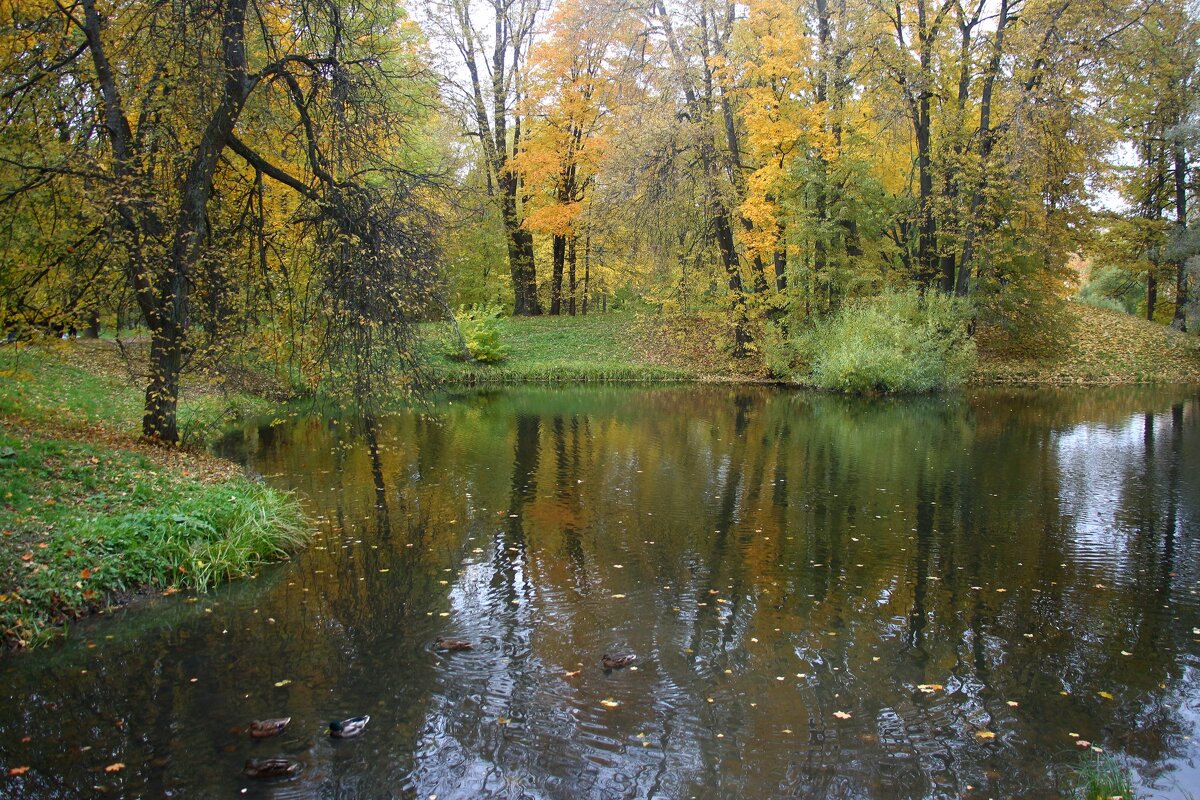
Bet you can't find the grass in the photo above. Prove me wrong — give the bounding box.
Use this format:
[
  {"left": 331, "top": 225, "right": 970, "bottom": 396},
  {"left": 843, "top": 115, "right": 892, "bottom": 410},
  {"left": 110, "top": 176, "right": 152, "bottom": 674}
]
[
  {"left": 1068, "top": 751, "right": 1137, "bottom": 800},
  {"left": 0, "top": 339, "right": 274, "bottom": 444},
  {"left": 0, "top": 339, "right": 309, "bottom": 649},
  {"left": 421, "top": 311, "right": 769, "bottom": 383}
]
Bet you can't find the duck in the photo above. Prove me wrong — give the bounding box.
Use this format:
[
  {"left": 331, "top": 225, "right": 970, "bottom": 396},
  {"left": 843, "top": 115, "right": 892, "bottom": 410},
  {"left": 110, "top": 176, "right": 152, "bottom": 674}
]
[
  {"left": 248, "top": 717, "right": 291, "bottom": 739},
  {"left": 435, "top": 636, "right": 474, "bottom": 651},
  {"left": 602, "top": 653, "right": 636, "bottom": 670},
  {"left": 327, "top": 715, "right": 370, "bottom": 738},
  {"left": 243, "top": 758, "right": 300, "bottom": 778}
]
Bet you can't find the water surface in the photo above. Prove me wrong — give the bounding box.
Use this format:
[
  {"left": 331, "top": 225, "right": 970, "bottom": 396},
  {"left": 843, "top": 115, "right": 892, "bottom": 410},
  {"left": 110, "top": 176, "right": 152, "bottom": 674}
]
[{"left": 2, "top": 385, "right": 1199, "bottom": 799}]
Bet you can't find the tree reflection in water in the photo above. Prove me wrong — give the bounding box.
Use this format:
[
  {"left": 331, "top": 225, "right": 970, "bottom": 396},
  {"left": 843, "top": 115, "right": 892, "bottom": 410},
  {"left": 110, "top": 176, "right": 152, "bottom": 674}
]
[{"left": 1, "top": 386, "right": 1197, "bottom": 799}]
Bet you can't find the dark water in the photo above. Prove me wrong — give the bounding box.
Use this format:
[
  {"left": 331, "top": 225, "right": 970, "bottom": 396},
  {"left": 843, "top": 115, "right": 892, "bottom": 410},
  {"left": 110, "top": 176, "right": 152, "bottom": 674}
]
[{"left": 3, "top": 386, "right": 1200, "bottom": 799}]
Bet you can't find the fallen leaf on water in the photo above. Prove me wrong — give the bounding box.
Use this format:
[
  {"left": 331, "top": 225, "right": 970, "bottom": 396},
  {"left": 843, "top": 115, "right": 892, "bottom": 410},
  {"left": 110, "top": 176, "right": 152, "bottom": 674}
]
[
  {"left": 975, "top": 731, "right": 995, "bottom": 740},
  {"left": 104, "top": 763, "right": 124, "bottom": 773},
  {"left": 274, "top": 679, "right": 292, "bottom": 687},
  {"left": 8, "top": 767, "right": 30, "bottom": 776},
  {"left": 1120, "top": 650, "right": 1132, "bottom": 656},
  {"left": 833, "top": 711, "right": 852, "bottom": 720},
  {"left": 497, "top": 717, "right": 510, "bottom": 725},
  {"left": 600, "top": 699, "right": 620, "bottom": 709},
  {"left": 1098, "top": 691, "right": 1115, "bottom": 700},
  {"left": 563, "top": 670, "right": 581, "bottom": 678},
  {"left": 1006, "top": 700, "right": 1019, "bottom": 707},
  {"left": 1076, "top": 739, "right": 1091, "bottom": 748},
  {"left": 917, "top": 684, "right": 944, "bottom": 693},
  {"left": 610, "top": 594, "right": 626, "bottom": 599}
]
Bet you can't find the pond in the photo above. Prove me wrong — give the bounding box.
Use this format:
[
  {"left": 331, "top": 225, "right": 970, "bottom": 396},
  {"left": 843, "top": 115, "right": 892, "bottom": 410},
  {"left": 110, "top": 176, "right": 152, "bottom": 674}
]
[{"left": 2, "top": 385, "right": 1199, "bottom": 799}]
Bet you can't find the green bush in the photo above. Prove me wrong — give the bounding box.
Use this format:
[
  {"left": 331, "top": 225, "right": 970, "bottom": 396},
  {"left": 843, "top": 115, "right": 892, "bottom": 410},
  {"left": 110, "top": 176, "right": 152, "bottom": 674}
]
[
  {"left": 448, "top": 304, "right": 508, "bottom": 364},
  {"left": 791, "top": 289, "right": 976, "bottom": 394},
  {"left": 1078, "top": 265, "right": 1141, "bottom": 315}
]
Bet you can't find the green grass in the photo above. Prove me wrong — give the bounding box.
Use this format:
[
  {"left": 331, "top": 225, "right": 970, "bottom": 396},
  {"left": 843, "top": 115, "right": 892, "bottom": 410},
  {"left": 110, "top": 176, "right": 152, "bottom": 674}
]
[
  {"left": 421, "top": 313, "right": 694, "bottom": 383},
  {"left": 0, "top": 340, "right": 309, "bottom": 648},
  {"left": 0, "top": 341, "right": 274, "bottom": 444},
  {"left": 1068, "top": 751, "right": 1137, "bottom": 800},
  {"left": 0, "top": 432, "right": 307, "bottom": 648}
]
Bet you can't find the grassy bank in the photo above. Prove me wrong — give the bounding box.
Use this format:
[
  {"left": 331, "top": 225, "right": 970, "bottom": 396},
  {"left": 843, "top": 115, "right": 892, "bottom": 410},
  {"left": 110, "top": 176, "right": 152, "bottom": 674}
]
[
  {"left": 0, "top": 341, "right": 308, "bottom": 649},
  {"left": 426, "top": 304, "right": 1200, "bottom": 387},
  {"left": 422, "top": 311, "right": 769, "bottom": 383},
  {"left": 974, "top": 302, "right": 1200, "bottom": 385}
]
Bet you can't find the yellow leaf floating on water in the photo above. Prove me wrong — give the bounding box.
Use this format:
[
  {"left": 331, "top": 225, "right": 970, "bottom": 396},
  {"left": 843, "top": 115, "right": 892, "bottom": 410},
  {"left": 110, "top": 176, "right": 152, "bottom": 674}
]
[
  {"left": 975, "top": 731, "right": 996, "bottom": 740},
  {"left": 917, "top": 684, "right": 943, "bottom": 693},
  {"left": 610, "top": 594, "right": 627, "bottom": 599},
  {"left": 104, "top": 763, "right": 125, "bottom": 773},
  {"left": 600, "top": 698, "right": 620, "bottom": 708},
  {"left": 1098, "top": 691, "right": 1115, "bottom": 700},
  {"left": 833, "top": 711, "right": 852, "bottom": 720},
  {"left": 274, "top": 679, "right": 292, "bottom": 687},
  {"left": 1006, "top": 700, "right": 1019, "bottom": 707},
  {"left": 1120, "top": 650, "right": 1132, "bottom": 656}
]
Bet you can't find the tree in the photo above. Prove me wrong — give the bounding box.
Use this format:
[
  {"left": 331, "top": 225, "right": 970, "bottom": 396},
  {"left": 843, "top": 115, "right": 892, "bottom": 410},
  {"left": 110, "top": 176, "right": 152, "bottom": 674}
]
[
  {"left": 2, "top": 0, "right": 440, "bottom": 442},
  {"left": 431, "top": 0, "right": 544, "bottom": 315}
]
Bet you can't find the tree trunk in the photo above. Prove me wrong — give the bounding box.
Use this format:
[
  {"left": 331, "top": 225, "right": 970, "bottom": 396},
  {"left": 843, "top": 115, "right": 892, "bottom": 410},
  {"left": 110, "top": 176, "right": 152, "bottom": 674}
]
[
  {"left": 1171, "top": 137, "right": 1189, "bottom": 331},
  {"left": 582, "top": 235, "right": 590, "bottom": 315},
  {"left": 1147, "top": 272, "right": 1158, "bottom": 321},
  {"left": 773, "top": 247, "right": 786, "bottom": 291},
  {"left": 568, "top": 236, "right": 577, "bottom": 316},
  {"left": 550, "top": 233, "right": 566, "bottom": 315},
  {"left": 144, "top": 329, "right": 182, "bottom": 443}
]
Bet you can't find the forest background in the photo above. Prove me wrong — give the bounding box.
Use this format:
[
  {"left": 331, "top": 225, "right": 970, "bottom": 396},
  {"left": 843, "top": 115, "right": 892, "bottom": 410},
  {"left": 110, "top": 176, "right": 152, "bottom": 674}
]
[{"left": 2, "top": 0, "right": 1198, "bottom": 443}]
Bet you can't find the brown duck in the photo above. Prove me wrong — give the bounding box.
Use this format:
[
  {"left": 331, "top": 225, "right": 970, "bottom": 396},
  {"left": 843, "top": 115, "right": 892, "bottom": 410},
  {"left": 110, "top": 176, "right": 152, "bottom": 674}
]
[
  {"left": 435, "top": 637, "right": 474, "bottom": 651},
  {"left": 602, "top": 653, "right": 636, "bottom": 670},
  {"left": 248, "top": 717, "right": 290, "bottom": 739},
  {"left": 243, "top": 758, "right": 300, "bottom": 778}
]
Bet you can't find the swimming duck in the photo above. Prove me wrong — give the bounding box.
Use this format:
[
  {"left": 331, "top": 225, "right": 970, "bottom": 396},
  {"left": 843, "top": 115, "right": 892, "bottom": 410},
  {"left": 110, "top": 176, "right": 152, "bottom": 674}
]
[
  {"left": 435, "top": 636, "right": 474, "bottom": 651},
  {"left": 243, "top": 758, "right": 300, "bottom": 778},
  {"left": 602, "top": 653, "right": 636, "bottom": 670},
  {"left": 327, "top": 715, "right": 370, "bottom": 738},
  {"left": 248, "top": 717, "right": 291, "bottom": 739}
]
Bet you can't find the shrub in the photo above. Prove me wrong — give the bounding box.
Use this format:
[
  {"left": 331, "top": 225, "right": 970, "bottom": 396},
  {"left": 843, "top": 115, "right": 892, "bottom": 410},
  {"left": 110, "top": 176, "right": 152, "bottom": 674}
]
[
  {"left": 448, "top": 304, "right": 508, "bottom": 364},
  {"left": 1067, "top": 751, "right": 1136, "bottom": 800},
  {"left": 793, "top": 289, "right": 976, "bottom": 394}
]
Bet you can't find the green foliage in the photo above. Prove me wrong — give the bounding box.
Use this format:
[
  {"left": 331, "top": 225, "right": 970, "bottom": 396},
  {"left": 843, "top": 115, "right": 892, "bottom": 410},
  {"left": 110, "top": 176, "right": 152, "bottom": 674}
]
[
  {"left": 1077, "top": 265, "right": 1142, "bottom": 315},
  {"left": 1067, "top": 751, "right": 1137, "bottom": 800},
  {"left": 449, "top": 304, "right": 509, "bottom": 364},
  {"left": 0, "top": 434, "right": 308, "bottom": 647},
  {"left": 789, "top": 290, "right": 977, "bottom": 394}
]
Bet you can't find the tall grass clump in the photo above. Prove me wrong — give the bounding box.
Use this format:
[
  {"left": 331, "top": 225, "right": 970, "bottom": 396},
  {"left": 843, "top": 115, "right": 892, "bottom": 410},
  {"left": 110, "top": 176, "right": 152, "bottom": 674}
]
[
  {"left": 790, "top": 290, "right": 976, "bottom": 394},
  {"left": 1068, "top": 751, "right": 1136, "bottom": 800},
  {"left": 1, "top": 434, "right": 309, "bottom": 647}
]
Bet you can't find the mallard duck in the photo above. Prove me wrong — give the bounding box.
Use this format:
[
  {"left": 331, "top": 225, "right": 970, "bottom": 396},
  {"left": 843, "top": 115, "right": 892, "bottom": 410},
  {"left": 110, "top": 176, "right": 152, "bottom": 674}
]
[
  {"left": 602, "top": 653, "right": 636, "bottom": 670},
  {"left": 243, "top": 758, "right": 300, "bottom": 778},
  {"left": 435, "top": 636, "right": 474, "bottom": 651},
  {"left": 327, "top": 715, "right": 370, "bottom": 738},
  {"left": 248, "top": 717, "right": 291, "bottom": 739}
]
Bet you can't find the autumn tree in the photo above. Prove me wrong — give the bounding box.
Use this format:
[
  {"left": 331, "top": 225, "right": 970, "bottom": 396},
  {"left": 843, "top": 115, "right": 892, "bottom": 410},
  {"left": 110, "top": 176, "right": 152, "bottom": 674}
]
[
  {"left": 513, "top": 0, "right": 638, "bottom": 315},
  {"left": 429, "top": 0, "right": 543, "bottom": 315},
  {"left": 1, "top": 0, "right": 441, "bottom": 442}
]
